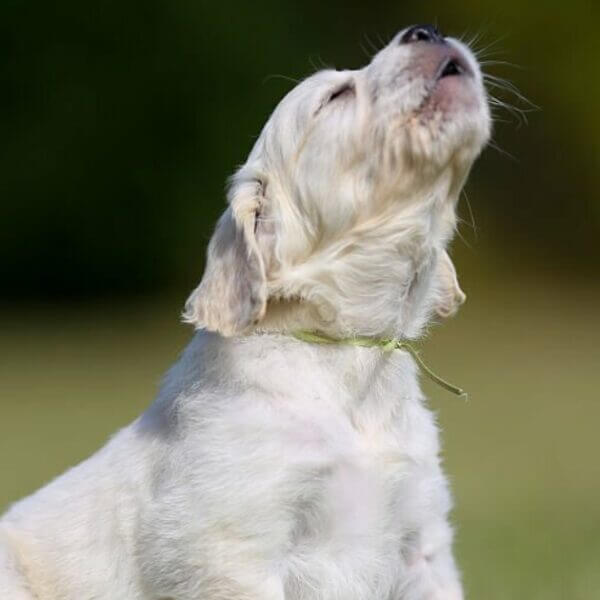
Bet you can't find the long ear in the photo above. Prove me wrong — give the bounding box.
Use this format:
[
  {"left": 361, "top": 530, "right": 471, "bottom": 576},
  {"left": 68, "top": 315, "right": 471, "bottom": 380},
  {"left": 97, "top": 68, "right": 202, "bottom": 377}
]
[
  {"left": 435, "top": 250, "right": 466, "bottom": 318},
  {"left": 183, "top": 180, "right": 267, "bottom": 336}
]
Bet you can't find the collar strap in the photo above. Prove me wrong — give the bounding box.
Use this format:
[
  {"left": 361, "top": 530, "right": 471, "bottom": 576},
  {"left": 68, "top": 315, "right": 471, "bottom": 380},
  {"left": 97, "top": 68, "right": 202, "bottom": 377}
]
[{"left": 291, "top": 330, "right": 466, "bottom": 398}]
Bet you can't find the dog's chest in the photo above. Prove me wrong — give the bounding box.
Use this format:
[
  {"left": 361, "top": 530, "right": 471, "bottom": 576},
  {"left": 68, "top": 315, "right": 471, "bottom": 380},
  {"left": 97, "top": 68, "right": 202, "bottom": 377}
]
[{"left": 281, "top": 401, "right": 437, "bottom": 599}]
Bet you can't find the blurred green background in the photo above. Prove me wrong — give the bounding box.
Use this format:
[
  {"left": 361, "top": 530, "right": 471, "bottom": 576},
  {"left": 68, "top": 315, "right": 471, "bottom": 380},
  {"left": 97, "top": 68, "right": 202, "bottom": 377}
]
[{"left": 1, "top": 1, "right": 599, "bottom": 598}]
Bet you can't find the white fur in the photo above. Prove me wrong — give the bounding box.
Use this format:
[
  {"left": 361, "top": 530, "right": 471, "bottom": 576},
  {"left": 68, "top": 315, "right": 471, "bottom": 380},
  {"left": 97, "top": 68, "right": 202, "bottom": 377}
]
[{"left": 0, "top": 28, "right": 489, "bottom": 600}]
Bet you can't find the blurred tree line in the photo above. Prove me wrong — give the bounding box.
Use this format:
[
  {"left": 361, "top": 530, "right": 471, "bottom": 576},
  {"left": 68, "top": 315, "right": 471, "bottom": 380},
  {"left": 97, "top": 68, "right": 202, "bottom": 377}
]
[{"left": 1, "top": 0, "right": 598, "bottom": 300}]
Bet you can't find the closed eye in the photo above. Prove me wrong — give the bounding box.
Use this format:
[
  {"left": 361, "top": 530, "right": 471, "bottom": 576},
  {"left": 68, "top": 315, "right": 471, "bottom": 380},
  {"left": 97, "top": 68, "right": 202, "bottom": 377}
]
[
  {"left": 328, "top": 82, "right": 355, "bottom": 103},
  {"left": 314, "top": 81, "right": 356, "bottom": 116}
]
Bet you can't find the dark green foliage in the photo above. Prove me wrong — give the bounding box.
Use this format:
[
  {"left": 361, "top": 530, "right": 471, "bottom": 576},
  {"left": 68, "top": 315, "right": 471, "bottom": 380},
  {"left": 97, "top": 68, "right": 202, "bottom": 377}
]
[{"left": 1, "top": 1, "right": 598, "bottom": 298}]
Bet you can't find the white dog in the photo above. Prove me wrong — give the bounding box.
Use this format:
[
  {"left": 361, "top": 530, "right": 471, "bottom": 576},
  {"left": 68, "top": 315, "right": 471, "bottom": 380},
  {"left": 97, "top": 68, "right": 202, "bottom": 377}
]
[{"left": 0, "top": 24, "right": 490, "bottom": 600}]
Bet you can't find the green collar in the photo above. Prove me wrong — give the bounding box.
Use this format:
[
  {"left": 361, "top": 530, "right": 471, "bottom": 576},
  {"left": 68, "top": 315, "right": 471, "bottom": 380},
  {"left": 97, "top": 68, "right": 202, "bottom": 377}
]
[{"left": 291, "top": 330, "right": 466, "bottom": 398}]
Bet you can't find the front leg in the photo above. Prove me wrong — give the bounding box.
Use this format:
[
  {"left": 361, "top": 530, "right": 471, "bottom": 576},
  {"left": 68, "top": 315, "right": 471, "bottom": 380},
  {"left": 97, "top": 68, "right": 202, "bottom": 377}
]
[{"left": 401, "top": 519, "right": 463, "bottom": 600}]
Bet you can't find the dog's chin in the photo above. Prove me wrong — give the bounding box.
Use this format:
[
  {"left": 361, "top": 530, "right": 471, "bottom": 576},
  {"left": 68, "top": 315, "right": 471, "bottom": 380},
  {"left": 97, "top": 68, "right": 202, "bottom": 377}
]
[
  {"left": 426, "top": 75, "right": 480, "bottom": 117},
  {"left": 399, "top": 45, "right": 489, "bottom": 165},
  {"left": 407, "top": 80, "right": 488, "bottom": 168}
]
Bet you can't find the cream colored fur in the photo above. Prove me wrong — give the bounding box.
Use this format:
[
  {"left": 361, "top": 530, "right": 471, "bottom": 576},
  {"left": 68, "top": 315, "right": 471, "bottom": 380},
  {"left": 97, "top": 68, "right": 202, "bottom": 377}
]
[{"left": 0, "top": 27, "right": 489, "bottom": 600}]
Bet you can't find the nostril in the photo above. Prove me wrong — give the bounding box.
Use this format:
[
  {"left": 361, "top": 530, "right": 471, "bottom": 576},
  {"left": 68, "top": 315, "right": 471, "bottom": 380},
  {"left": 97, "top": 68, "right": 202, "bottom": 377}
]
[{"left": 400, "top": 24, "right": 445, "bottom": 45}]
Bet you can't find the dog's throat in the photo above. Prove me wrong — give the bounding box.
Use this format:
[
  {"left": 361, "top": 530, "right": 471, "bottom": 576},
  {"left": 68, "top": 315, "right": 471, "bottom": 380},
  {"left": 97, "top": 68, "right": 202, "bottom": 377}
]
[{"left": 290, "top": 330, "right": 465, "bottom": 397}]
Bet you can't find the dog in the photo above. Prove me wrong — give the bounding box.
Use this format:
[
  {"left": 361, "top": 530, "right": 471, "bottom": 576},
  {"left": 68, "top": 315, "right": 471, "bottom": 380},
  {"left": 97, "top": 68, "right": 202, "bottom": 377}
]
[{"left": 0, "top": 24, "right": 490, "bottom": 600}]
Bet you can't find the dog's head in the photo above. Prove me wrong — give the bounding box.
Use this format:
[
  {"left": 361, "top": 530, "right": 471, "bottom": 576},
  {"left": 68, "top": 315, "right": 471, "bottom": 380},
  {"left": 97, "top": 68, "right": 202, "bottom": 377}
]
[{"left": 185, "top": 25, "right": 490, "bottom": 338}]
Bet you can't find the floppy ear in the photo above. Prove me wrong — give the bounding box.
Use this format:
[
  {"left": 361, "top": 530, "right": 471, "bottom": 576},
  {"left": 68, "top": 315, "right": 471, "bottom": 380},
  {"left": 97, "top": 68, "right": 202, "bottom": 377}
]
[
  {"left": 183, "top": 180, "right": 268, "bottom": 336},
  {"left": 435, "top": 250, "right": 466, "bottom": 318}
]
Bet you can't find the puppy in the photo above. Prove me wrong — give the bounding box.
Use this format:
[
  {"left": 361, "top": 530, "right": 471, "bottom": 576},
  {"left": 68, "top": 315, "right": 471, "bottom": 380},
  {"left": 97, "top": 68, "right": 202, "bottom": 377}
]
[{"left": 0, "top": 24, "right": 490, "bottom": 600}]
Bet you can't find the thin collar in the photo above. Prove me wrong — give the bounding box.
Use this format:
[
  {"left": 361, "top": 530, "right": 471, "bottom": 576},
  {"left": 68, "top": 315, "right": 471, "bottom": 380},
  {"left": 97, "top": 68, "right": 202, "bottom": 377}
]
[{"left": 291, "top": 330, "right": 466, "bottom": 398}]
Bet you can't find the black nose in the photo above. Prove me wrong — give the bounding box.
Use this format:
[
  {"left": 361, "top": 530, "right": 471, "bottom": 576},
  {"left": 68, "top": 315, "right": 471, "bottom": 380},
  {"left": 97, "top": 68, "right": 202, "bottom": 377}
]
[{"left": 399, "top": 24, "right": 445, "bottom": 45}]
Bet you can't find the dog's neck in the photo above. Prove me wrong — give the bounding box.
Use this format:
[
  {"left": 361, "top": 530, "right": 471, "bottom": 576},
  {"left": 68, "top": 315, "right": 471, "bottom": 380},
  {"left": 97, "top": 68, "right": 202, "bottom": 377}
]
[
  {"left": 162, "top": 330, "right": 426, "bottom": 427},
  {"left": 258, "top": 252, "right": 438, "bottom": 340},
  {"left": 259, "top": 186, "right": 458, "bottom": 340}
]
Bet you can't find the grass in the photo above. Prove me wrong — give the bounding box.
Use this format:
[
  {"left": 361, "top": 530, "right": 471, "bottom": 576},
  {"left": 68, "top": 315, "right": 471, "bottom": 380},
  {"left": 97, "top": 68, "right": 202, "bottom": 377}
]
[{"left": 1, "top": 274, "right": 599, "bottom": 599}]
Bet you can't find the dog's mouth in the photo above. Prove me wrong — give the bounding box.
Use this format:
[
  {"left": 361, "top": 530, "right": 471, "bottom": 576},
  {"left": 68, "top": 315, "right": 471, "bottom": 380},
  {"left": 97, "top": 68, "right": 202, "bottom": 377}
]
[
  {"left": 435, "top": 55, "right": 470, "bottom": 80},
  {"left": 416, "top": 47, "right": 478, "bottom": 117},
  {"left": 431, "top": 46, "right": 474, "bottom": 88}
]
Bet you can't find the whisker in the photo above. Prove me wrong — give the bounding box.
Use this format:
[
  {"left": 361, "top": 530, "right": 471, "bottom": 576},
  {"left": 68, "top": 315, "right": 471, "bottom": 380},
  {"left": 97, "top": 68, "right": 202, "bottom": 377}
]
[
  {"left": 262, "top": 73, "right": 301, "bottom": 86},
  {"left": 486, "top": 90, "right": 529, "bottom": 110},
  {"left": 480, "top": 59, "right": 524, "bottom": 70},
  {"left": 488, "top": 114, "right": 512, "bottom": 124},
  {"left": 454, "top": 223, "right": 472, "bottom": 249},
  {"left": 466, "top": 29, "right": 486, "bottom": 50},
  {"left": 475, "top": 48, "right": 510, "bottom": 61},
  {"left": 472, "top": 34, "right": 538, "bottom": 129},
  {"left": 488, "top": 92, "right": 535, "bottom": 127},
  {"left": 472, "top": 33, "right": 509, "bottom": 59},
  {"left": 363, "top": 33, "right": 382, "bottom": 55},
  {"left": 487, "top": 136, "right": 518, "bottom": 162},
  {"left": 489, "top": 97, "right": 528, "bottom": 127},
  {"left": 484, "top": 75, "right": 538, "bottom": 109},
  {"left": 375, "top": 31, "right": 391, "bottom": 49},
  {"left": 359, "top": 42, "right": 372, "bottom": 60},
  {"left": 482, "top": 59, "right": 539, "bottom": 129},
  {"left": 461, "top": 188, "right": 478, "bottom": 239},
  {"left": 309, "top": 54, "right": 334, "bottom": 73}
]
